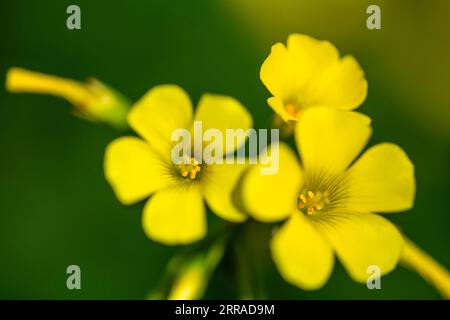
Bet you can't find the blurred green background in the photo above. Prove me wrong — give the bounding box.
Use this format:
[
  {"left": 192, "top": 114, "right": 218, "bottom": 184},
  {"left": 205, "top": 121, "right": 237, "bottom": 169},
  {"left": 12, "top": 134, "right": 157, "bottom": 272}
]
[{"left": 0, "top": 0, "right": 449, "bottom": 299}]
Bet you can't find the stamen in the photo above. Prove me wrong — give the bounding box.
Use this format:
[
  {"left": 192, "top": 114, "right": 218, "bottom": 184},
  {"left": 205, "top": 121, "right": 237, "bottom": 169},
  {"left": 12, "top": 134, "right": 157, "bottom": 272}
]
[
  {"left": 297, "top": 189, "right": 330, "bottom": 216},
  {"left": 176, "top": 157, "right": 202, "bottom": 180},
  {"left": 299, "top": 194, "right": 306, "bottom": 203}
]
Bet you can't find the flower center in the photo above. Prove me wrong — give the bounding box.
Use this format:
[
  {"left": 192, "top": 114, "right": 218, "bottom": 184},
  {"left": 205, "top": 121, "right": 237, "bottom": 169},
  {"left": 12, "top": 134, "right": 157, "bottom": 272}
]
[
  {"left": 297, "top": 189, "right": 330, "bottom": 215},
  {"left": 285, "top": 103, "right": 299, "bottom": 117},
  {"left": 176, "top": 156, "right": 202, "bottom": 180}
]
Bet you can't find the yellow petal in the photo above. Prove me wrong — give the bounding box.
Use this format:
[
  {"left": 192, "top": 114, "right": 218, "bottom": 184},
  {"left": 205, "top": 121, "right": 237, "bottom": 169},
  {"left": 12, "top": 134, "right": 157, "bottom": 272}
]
[
  {"left": 347, "top": 143, "right": 415, "bottom": 213},
  {"left": 310, "top": 55, "right": 368, "bottom": 111},
  {"left": 267, "top": 97, "right": 296, "bottom": 122},
  {"left": 317, "top": 212, "right": 403, "bottom": 282},
  {"left": 242, "top": 143, "right": 302, "bottom": 222},
  {"left": 142, "top": 185, "right": 206, "bottom": 245},
  {"left": 193, "top": 94, "right": 253, "bottom": 154},
  {"left": 104, "top": 137, "right": 174, "bottom": 205},
  {"left": 128, "top": 85, "right": 193, "bottom": 157},
  {"left": 296, "top": 107, "right": 372, "bottom": 174},
  {"left": 201, "top": 163, "right": 248, "bottom": 222},
  {"left": 260, "top": 34, "right": 367, "bottom": 121},
  {"left": 260, "top": 42, "right": 295, "bottom": 99},
  {"left": 271, "top": 213, "right": 334, "bottom": 290},
  {"left": 261, "top": 35, "right": 338, "bottom": 99},
  {"left": 286, "top": 33, "right": 340, "bottom": 76}
]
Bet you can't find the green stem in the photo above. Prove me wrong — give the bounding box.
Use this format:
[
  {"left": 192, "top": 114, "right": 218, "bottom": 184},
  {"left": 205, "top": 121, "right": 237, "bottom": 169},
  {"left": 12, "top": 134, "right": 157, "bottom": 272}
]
[
  {"left": 233, "top": 221, "right": 269, "bottom": 299},
  {"left": 400, "top": 236, "right": 450, "bottom": 299}
]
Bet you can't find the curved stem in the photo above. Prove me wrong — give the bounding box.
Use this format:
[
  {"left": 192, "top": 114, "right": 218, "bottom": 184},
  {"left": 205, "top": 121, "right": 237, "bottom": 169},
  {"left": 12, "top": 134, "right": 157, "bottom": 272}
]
[
  {"left": 400, "top": 236, "right": 450, "bottom": 299},
  {"left": 5, "top": 67, "right": 130, "bottom": 129}
]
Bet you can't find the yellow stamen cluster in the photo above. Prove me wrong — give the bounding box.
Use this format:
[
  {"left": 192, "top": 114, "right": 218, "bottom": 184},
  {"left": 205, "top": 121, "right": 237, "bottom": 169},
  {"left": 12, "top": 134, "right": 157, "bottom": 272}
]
[
  {"left": 177, "top": 156, "right": 201, "bottom": 180},
  {"left": 297, "top": 189, "right": 330, "bottom": 215}
]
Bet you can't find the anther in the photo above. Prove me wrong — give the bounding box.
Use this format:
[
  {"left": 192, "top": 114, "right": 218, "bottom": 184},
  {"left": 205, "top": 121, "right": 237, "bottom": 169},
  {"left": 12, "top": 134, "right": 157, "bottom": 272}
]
[
  {"left": 297, "top": 189, "right": 329, "bottom": 216},
  {"left": 177, "top": 157, "right": 202, "bottom": 180},
  {"left": 285, "top": 104, "right": 298, "bottom": 117}
]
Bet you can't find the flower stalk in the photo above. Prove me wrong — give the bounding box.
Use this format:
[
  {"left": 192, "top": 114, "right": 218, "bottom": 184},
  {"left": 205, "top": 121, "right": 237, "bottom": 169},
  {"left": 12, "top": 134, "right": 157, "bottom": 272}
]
[
  {"left": 400, "top": 236, "right": 450, "bottom": 299},
  {"left": 233, "top": 221, "right": 269, "bottom": 299},
  {"left": 6, "top": 67, "right": 130, "bottom": 129}
]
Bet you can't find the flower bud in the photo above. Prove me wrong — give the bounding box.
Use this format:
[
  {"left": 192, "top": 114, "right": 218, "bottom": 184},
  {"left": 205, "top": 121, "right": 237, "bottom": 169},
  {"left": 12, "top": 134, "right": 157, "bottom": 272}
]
[{"left": 6, "top": 67, "right": 130, "bottom": 129}]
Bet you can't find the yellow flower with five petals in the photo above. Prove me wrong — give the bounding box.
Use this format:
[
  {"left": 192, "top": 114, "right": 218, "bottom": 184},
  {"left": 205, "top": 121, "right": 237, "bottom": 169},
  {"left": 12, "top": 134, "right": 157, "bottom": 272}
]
[
  {"left": 241, "top": 107, "right": 415, "bottom": 289},
  {"left": 104, "top": 85, "right": 252, "bottom": 245},
  {"left": 261, "top": 34, "right": 368, "bottom": 122}
]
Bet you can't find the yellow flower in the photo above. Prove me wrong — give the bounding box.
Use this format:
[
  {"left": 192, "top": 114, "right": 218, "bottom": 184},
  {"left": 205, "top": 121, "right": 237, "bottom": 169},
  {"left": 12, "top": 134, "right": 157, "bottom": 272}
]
[
  {"left": 104, "top": 85, "right": 252, "bottom": 245},
  {"left": 260, "top": 34, "right": 368, "bottom": 122},
  {"left": 241, "top": 107, "right": 415, "bottom": 289},
  {"left": 6, "top": 67, "right": 130, "bottom": 129}
]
